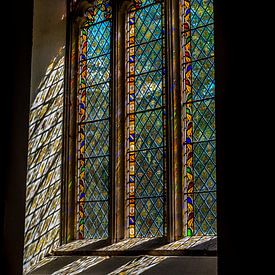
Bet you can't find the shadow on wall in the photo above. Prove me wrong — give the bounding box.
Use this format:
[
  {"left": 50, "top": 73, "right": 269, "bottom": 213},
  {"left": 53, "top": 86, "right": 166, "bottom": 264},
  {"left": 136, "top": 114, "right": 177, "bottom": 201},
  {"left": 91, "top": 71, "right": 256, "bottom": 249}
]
[{"left": 23, "top": 47, "right": 65, "bottom": 274}]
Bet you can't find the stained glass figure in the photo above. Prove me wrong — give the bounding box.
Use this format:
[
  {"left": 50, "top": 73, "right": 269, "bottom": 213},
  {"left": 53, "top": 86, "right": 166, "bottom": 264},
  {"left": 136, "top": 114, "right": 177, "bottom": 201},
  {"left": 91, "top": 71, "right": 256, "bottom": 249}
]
[
  {"left": 181, "top": 0, "right": 216, "bottom": 236},
  {"left": 126, "top": 0, "right": 166, "bottom": 238},
  {"left": 77, "top": 0, "right": 112, "bottom": 239}
]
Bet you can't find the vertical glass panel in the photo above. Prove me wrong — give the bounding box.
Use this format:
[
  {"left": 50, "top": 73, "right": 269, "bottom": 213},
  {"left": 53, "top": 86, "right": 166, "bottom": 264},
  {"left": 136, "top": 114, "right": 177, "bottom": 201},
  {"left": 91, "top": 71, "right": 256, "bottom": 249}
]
[
  {"left": 77, "top": 1, "right": 112, "bottom": 239},
  {"left": 181, "top": 0, "right": 216, "bottom": 236},
  {"left": 126, "top": 0, "right": 166, "bottom": 238}
]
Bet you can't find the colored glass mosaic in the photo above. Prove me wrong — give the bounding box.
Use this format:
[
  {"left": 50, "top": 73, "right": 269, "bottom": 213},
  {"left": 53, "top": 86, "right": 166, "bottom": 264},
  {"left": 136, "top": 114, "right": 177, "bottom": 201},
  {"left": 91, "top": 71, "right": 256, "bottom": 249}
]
[
  {"left": 77, "top": 0, "right": 112, "bottom": 239},
  {"left": 126, "top": 0, "right": 166, "bottom": 238},
  {"left": 181, "top": 0, "right": 216, "bottom": 236}
]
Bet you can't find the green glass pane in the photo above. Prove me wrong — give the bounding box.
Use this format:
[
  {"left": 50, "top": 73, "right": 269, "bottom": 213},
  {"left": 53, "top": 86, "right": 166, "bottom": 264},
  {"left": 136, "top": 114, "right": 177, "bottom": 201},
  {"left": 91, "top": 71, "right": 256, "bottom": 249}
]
[
  {"left": 135, "top": 197, "right": 164, "bottom": 237},
  {"left": 193, "top": 141, "right": 216, "bottom": 192},
  {"left": 84, "top": 201, "right": 109, "bottom": 238},
  {"left": 85, "top": 83, "right": 109, "bottom": 121},
  {"left": 135, "top": 148, "right": 164, "bottom": 198},
  {"left": 193, "top": 99, "right": 215, "bottom": 142},
  {"left": 191, "top": 24, "right": 214, "bottom": 60},
  {"left": 85, "top": 156, "right": 109, "bottom": 201},
  {"left": 135, "top": 70, "right": 163, "bottom": 112},
  {"left": 191, "top": 57, "right": 215, "bottom": 101},
  {"left": 194, "top": 192, "right": 216, "bottom": 235},
  {"left": 84, "top": 120, "right": 109, "bottom": 157},
  {"left": 135, "top": 4, "right": 162, "bottom": 44},
  {"left": 190, "top": 0, "right": 214, "bottom": 28},
  {"left": 135, "top": 110, "right": 164, "bottom": 150}
]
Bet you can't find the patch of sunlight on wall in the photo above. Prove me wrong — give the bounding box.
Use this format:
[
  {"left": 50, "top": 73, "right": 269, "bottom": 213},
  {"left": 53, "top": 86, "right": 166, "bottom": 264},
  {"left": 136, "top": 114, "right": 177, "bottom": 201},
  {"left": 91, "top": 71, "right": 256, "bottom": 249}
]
[{"left": 23, "top": 46, "right": 65, "bottom": 274}]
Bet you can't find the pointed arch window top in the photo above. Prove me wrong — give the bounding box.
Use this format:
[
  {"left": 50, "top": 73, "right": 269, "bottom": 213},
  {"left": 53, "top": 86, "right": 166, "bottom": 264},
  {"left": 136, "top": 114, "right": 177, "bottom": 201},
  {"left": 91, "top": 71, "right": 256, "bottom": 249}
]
[
  {"left": 83, "top": 0, "right": 112, "bottom": 26},
  {"left": 131, "top": 0, "right": 162, "bottom": 10}
]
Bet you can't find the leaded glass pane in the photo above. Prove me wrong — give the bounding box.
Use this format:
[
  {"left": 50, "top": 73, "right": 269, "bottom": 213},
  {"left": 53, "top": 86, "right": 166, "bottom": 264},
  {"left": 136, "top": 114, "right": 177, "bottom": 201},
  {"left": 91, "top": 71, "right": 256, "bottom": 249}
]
[
  {"left": 77, "top": 1, "right": 112, "bottom": 239},
  {"left": 82, "top": 201, "right": 109, "bottom": 239},
  {"left": 135, "top": 40, "right": 163, "bottom": 74},
  {"left": 193, "top": 192, "right": 217, "bottom": 235},
  {"left": 135, "top": 4, "right": 162, "bottom": 44},
  {"left": 193, "top": 141, "right": 216, "bottom": 192},
  {"left": 84, "top": 83, "right": 110, "bottom": 121},
  {"left": 190, "top": 24, "right": 214, "bottom": 60},
  {"left": 84, "top": 156, "right": 109, "bottom": 201},
  {"left": 127, "top": 0, "right": 166, "bottom": 238},
  {"left": 190, "top": 0, "right": 214, "bottom": 28},
  {"left": 192, "top": 99, "right": 215, "bottom": 142},
  {"left": 135, "top": 71, "right": 163, "bottom": 111},
  {"left": 181, "top": 0, "right": 216, "bottom": 236},
  {"left": 135, "top": 110, "right": 164, "bottom": 150},
  {"left": 135, "top": 148, "right": 164, "bottom": 198},
  {"left": 135, "top": 197, "right": 164, "bottom": 237},
  {"left": 84, "top": 120, "right": 109, "bottom": 157}
]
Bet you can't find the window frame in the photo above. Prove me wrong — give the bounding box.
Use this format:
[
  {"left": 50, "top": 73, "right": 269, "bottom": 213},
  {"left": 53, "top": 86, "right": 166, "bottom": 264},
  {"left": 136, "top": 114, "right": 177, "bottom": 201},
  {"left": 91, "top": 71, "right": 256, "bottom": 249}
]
[{"left": 61, "top": 0, "right": 216, "bottom": 245}]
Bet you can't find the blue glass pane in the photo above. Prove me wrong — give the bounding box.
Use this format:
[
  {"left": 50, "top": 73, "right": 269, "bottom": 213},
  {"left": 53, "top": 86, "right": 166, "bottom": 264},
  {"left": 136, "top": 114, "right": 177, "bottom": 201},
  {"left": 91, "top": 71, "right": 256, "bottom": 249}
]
[
  {"left": 135, "top": 40, "right": 163, "bottom": 74},
  {"left": 87, "top": 21, "right": 111, "bottom": 59},
  {"left": 135, "top": 4, "right": 162, "bottom": 44}
]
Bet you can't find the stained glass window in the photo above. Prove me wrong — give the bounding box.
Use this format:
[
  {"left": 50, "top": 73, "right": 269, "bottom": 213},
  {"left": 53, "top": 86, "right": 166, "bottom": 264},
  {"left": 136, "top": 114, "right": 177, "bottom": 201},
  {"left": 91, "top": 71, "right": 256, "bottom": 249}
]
[
  {"left": 77, "top": 0, "right": 112, "bottom": 239},
  {"left": 126, "top": 0, "right": 167, "bottom": 238},
  {"left": 181, "top": 0, "right": 216, "bottom": 236}
]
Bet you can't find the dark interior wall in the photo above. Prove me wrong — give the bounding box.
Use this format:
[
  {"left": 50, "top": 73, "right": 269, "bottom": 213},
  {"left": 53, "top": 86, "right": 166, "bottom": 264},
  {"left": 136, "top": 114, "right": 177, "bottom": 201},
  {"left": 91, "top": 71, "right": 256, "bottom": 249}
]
[
  {"left": 2, "top": 1, "right": 66, "bottom": 274},
  {"left": 3, "top": 1, "right": 33, "bottom": 274},
  {"left": 30, "top": 0, "right": 66, "bottom": 103}
]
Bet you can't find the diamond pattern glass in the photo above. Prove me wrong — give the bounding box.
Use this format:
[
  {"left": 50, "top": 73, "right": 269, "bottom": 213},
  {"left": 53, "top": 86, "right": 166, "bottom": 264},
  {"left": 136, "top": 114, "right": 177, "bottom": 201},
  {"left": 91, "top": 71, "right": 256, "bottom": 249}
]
[
  {"left": 84, "top": 83, "right": 110, "bottom": 121},
  {"left": 182, "top": 0, "right": 216, "bottom": 236},
  {"left": 83, "top": 201, "right": 109, "bottom": 239},
  {"left": 193, "top": 99, "right": 215, "bottom": 142},
  {"left": 191, "top": 24, "right": 214, "bottom": 60},
  {"left": 190, "top": 57, "right": 215, "bottom": 101},
  {"left": 127, "top": 0, "right": 166, "bottom": 238},
  {"left": 194, "top": 192, "right": 216, "bottom": 235},
  {"left": 84, "top": 120, "right": 109, "bottom": 157},
  {"left": 190, "top": 0, "right": 214, "bottom": 28},
  {"left": 84, "top": 156, "right": 109, "bottom": 201},
  {"left": 135, "top": 110, "right": 164, "bottom": 150},
  {"left": 135, "top": 40, "right": 163, "bottom": 75},
  {"left": 135, "top": 197, "right": 164, "bottom": 237},
  {"left": 86, "top": 21, "right": 111, "bottom": 59},
  {"left": 193, "top": 141, "right": 216, "bottom": 192},
  {"left": 77, "top": 1, "right": 112, "bottom": 239},
  {"left": 135, "top": 4, "right": 162, "bottom": 44},
  {"left": 135, "top": 71, "right": 163, "bottom": 111},
  {"left": 135, "top": 148, "right": 164, "bottom": 198},
  {"left": 85, "top": 55, "right": 110, "bottom": 86}
]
